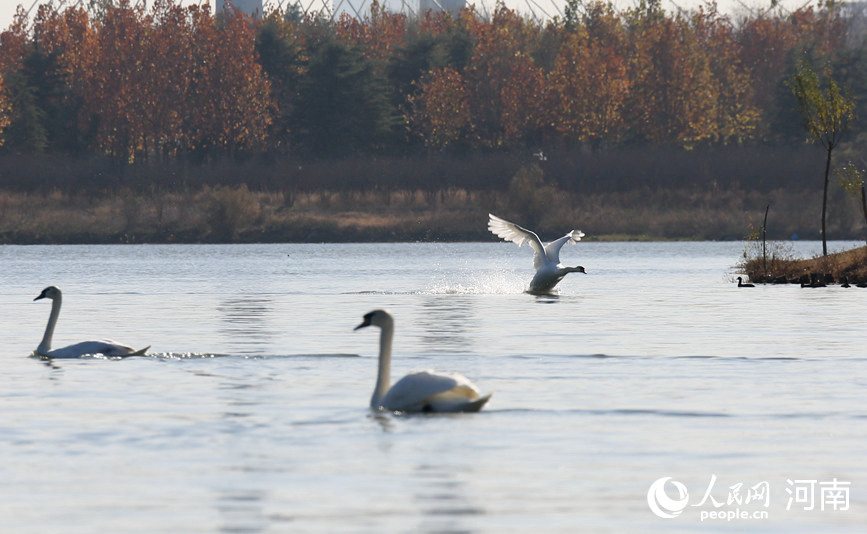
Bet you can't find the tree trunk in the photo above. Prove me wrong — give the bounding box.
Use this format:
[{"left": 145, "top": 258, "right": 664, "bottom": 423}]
[
  {"left": 822, "top": 144, "right": 832, "bottom": 256},
  {"left": 861, "top": 184, "right": 867, "bottom": 247}
]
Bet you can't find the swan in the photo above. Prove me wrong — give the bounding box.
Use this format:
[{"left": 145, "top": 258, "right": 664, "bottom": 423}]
[
  {"left": 737, "top": 277, "right": 755, "bottom": 287},
  {"left": 34, "top": 286, "right": 150, "bottom": 358},
  {"left": 488, "top": 213, "right": 586, "bottom": 293},
  {"left": 354, "top": 309, "right": 491, "bottom": 413}
]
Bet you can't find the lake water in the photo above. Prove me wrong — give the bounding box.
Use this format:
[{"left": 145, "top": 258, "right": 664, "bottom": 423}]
[{"left": 1, "top": 241, "right": 864, "bottom": 532}]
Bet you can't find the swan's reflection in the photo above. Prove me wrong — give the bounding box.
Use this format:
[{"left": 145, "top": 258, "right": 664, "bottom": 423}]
[
  {"left": 533, "top": 292, "right": 560, "bottom": 303},
  {"left": 417, "top": 296, "right": 477, "bottom": 354},
  {"left": 368, "top": 414, "right": 487, "bottom": 529},
  {"left": 413, "top": 461, "right": 487, "bottom": 531},
  {"left": 217, "top": 295, "right": 276, "bottom": 355},
  {"left": 369, "top": 411, "right": 395, "bottom": 433},
  {"left": 215, "top": 487, "right": 267, "bottom": 533},
  {"left": 33, "top": 354, "right": 65, "bottom": 379}
]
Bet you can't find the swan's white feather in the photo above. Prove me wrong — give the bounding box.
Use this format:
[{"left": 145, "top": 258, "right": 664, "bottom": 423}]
[
  {"left": 357, "top": 309, "right": 491, "bottom": 413},
  {"left": 488, "top": 214, "right": 586, "bottom": 293},
  {"left": 487, "top": 213, "right": 547, "bottom": 270},
  {"left": 380, "top": 370, "right": 487, "bottom": 412},
  {"left": 543, "top": 230, "right": 585, "bottom": 264},
  {"left": 34, "top": 286, "right": 149, "bottom": 359},
  {"left": 488, "top": 213, "right": 583, "bottom": 270}
]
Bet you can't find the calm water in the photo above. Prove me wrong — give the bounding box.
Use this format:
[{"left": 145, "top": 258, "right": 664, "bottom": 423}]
[{"left": 1, "top": 241, "right": 864, "bottom": 532}]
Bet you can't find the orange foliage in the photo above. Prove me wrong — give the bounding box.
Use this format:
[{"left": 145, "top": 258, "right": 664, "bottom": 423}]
[
  {"left": 184, "top": 7, "right": 272, "bottom": 157},
  {"left": 548, "top": 29, "right": 629, "bottom": 145},
  {"left": 336, "top": 1, "right": 407, "bottom": 67},
  {"left": 0, "top": 71, "right": 9, "bottom": 143},
  {"left": 0, "top": 0, "right": 859, "bottom": 158},
  {"left": 463, "top": 4, "right": 545, "bottom": 149},
  {"left": 410, "top": 67, "right": 470, "bottom": 148}
]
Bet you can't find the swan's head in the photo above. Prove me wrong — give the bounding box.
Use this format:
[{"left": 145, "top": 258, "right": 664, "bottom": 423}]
[
  {"left": 354, "top": 309, "right": 394, "bottom": 331},
  {"left": 572, "top": 266, "right": 586, "bottom": 274},
  {"left": 34, "top": 286, "right": 62, "bottom": 301}
]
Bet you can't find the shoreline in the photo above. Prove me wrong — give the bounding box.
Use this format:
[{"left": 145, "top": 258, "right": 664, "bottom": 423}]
[
  {"left": 739, "top": 244, "right": 867, "bottom": 285},
  {"left": 2, "top": 185, "right": 866, "bottom": 245}
]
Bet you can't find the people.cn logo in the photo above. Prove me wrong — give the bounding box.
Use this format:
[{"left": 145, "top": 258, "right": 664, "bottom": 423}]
[{"left": 647, "top": 477, "right": 690, "bottom": 518}]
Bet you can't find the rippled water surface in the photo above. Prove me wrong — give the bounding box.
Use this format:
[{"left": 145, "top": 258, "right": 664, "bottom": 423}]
[{"left": 1, "top": 241, "right": 865, "bottom": 532}]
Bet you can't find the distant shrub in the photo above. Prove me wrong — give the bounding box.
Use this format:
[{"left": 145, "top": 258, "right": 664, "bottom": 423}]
[
  {"left": 206, "top": 184, "right": 260, "bottom": 240},
  {"left": 507, "top": 164, "right": 558, "bottom": 227},
  {"left": 738, "top": 238, "right": 799, "bottom": 281}
]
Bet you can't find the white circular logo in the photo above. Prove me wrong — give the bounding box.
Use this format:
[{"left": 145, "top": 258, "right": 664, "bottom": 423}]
[{"left": 647, "top": 477, "right": 689, "bottom": 518}]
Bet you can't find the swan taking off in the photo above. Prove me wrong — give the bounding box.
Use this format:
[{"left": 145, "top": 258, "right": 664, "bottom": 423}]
[
  {"left": 488, "top": 213, "right": 586, "bottom": 293},
  {"left": 33, "top": 286, "right": 150, "bottom": 358},
  {"left": 354, "top": 309, "right": 491, "bottom": 413}
]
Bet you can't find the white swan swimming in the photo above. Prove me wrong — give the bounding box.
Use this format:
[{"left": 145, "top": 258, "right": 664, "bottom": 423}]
[
  {"left": 34, "top": 286, "right": 150, "bottom": 358},
  {"left": 354, "top": 309, "right": 491, "bottom": 413},
  {"left": 488, "top": 213, "right": 586, "bottom": 293}
]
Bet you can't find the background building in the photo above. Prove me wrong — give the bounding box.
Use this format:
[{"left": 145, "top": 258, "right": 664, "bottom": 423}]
[
  {"left": 218, "top": 0, "right": 264, "bottom": 18},
  {"left": 418, "top": 0, "right": 466, "bottom": 15}
]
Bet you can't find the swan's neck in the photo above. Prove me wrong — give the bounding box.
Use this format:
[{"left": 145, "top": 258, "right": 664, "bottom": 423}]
[
  {"left": 38, "top": 296, "right": 61, "bottom": 355},
  {"left": 371, "top": 323, "right": 394, "bottom": 408},
  {"left": 563, "top": 266, "right": 583, "bottom": 274}
]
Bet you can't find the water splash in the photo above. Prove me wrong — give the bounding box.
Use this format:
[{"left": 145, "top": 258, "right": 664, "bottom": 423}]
[{"left": 422, "top": 269, "right": 527, "bottom": 295}]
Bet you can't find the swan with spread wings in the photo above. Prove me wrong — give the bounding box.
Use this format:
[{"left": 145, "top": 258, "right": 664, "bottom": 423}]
[{"left": 488, "top": 213, "right": 586, "bottom": 293}]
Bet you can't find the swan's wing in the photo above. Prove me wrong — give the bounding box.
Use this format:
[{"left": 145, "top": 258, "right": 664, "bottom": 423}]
[
  {"left": 427, "top": 390, "right": 492, "bottom": 413},
  {"left": 381, "top": 370, "right": 487, "bottom": 413},
  {"left": 44, "top": 340, "right": 140, "bottom": 358},
  {"left": 543, "top": 229, "right": 585, "bottom": 264},
  {"left": 488, "top": 214, "right": 547, "bottom": 270},
  {"left": 450, "top": 393, "right": 492, "bottom": 412}
]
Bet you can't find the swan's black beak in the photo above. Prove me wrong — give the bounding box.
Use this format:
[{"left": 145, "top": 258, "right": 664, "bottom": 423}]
[
  {"left": 354, "top": 316, "right": 372, "bottom": 331},
  {"left": 34, "top": 291, "right": 46, "bottom": 301}
]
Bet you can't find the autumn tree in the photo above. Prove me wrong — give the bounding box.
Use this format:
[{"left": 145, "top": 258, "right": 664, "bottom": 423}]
[
  {"left": 547, "top": 2, "right": 629, "bottom": 149},
  {"left": 139, "top": 0, "right": 195, "bottom": 162},
  {"left": 624, "top": 0, "right": 716, "bottom": 147},
  {"left": 735, "top": 14, "right": 800, "bottom": 140},
  {"left": 409, "top": 66, "right": 471, "bottom": 149},
  {"left": 736, "top": 5, "right": 850, "bottom": 142},
  {"left": 464, "top": 4, "right": 545, "bottom": 149},
  {"left": 256, "top": 10, "right": 305, "bottom": 153},
  {"left": 336, "top": 1, "right": 407, "bottom": 68},
  {"left": 89, "top": 1, "right": 150, "bottom": 162},
  {"left": 1, "top": 3, "right": 92, "bottom": 155},
  {"left": 690, "top": 4, "right": 759, "bottom": 145},
  {"left": 788, "top": 55, "right": 856, "bottom": 256},
  {"left": 0, "top": 72, "right": 11, "bottom": 146},
  {"left": 29, "top": 6, "right": 98, "bottom": 154},
  {"left": 2, "top": 60, "right": 47, "bottom": 152},
  {"left": 185, "top": 6, "right": 273, "bottom": 160},
  {"left": 1, "top": 0, "right": 866, "bottom": 167},
  {"left": 0, "top": 6, "right": 51, "bottom": 153},
  {"left": 387, "top": 9, "right": 474, "bottom": 150}
]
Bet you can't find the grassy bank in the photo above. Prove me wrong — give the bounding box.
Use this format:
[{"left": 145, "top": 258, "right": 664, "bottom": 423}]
[
  {"left": 739, "top": 243, "right": 867, "bottom": 285},
  {"left": 2, "top": 181, "right": 866, "bottom": 244}
]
